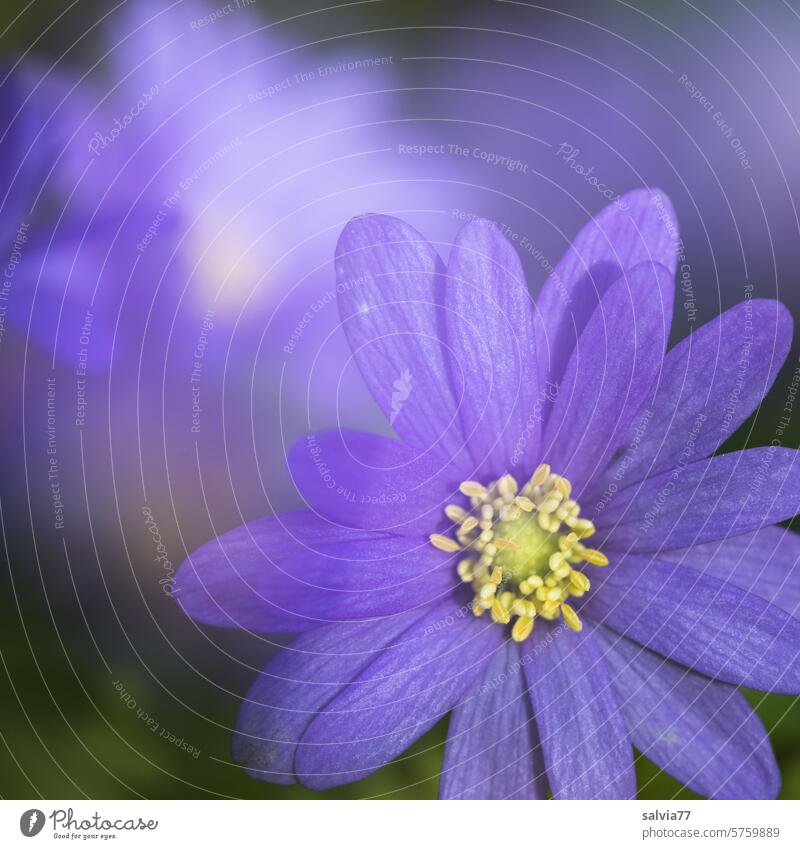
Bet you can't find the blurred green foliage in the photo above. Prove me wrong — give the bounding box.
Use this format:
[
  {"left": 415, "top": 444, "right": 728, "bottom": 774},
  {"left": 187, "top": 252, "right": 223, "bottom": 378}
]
[{"left": 1, "top": 0, "right": 799, "bottom": 801}]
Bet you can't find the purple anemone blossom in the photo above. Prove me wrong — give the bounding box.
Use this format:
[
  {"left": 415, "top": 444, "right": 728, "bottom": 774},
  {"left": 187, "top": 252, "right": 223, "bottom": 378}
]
[{"left": 175, "top": 189, "right": 800, "bottom": 799}]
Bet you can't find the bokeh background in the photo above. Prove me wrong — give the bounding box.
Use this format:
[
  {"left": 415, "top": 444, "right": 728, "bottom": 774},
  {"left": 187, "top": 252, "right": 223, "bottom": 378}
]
[{"left": 1, "top": 0, "right": 800, "bottom": 798}]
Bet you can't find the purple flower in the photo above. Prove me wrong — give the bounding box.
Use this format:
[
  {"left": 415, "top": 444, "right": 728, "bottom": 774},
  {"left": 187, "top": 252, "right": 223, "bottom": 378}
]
[
  {"left": 0, "top": 62, "right": 100, "bottom": 354},
  {"left": 175, "top": 189, "right": 800, "bottom": 799},
  {"left": 4, "top": 0, "right": 454, "bottom": 371}
]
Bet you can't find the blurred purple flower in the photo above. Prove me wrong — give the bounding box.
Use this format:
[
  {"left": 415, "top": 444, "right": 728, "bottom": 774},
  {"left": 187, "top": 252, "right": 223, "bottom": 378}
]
[
  {"left": 175, "top": 189, "right": 800, "bottom": 798},
  {"left": 4, "top": 0, "right": 454, "bottom": 373}
]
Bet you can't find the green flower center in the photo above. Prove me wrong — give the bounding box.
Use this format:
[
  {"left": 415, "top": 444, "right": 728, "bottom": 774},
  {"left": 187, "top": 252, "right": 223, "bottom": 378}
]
[
  {"left": 429, "top": 464, "right": 610, "bottom": 642},
  {"left": 491, "top": 511, "right": 560, "bottom": 584}
]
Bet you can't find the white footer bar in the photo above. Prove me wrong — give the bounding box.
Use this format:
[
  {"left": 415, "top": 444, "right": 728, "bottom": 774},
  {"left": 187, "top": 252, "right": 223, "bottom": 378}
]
[{"left": 2, "top": 799, "right": 798, "bottom": 848}]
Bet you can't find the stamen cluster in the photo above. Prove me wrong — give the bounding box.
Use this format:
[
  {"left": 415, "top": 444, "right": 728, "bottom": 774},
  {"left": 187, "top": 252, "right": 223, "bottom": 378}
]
[{"left": 429, "top": 464, "right": 609, "bottom": 642}]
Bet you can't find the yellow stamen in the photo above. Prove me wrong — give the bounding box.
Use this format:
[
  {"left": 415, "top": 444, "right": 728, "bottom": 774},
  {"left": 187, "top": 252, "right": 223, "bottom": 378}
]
[
  {"left": 498, "top": 474, "right": 519, "bottom": 498},
  {"left": 499, "top": 504, "right": 522, "bottom": 522},
  {"left": 538, "top": 494, "right": 563, "bottom": 514},
  {"left": 559, "top": 532, "right": 578, "bottom": 551},
  {"left": 511, "top": 599, "right": 527, "bottom": 616},
  {"left": 445, "top": 504, "right": 467, "bottom": 523},
  {"left": 491, "top": 598, "right": 511, "bottom": 624},
  {"left": 530, "top": 463, "right": 551, "bottom": 486},
  {"left": 479, "top": 583, "right": 497, "bottom": 602},
  {"left": 561, "top": 604, "right": 583, "bottom": 632},
  {"left": 459, "top": 481, "right": 487, "bottom": 497},
  {"left": 429, "top": 534, "right": 461, "bottom": 553},
  {"left": 581, "top": 548, "right": 609, "bottom": 566},
  {"left": 515, "top": 495, "right": 535, "bottom": 512},
  {"left": 460, "top": 516, "right": 479, "bottom": 535},
  {"left": 541, "top": 599, "right": 561, "bottom": 618},
  {"left": 511, "top": 615, "right": 535, "bottom": 642},
  {"left": 554, "top": 476, "right": 572, "bottom": 498},
  {"left": 457, "top": 559, "right": 474, "bottom": 582},
  {"left": 569, "top": 571, "right": 591, "bottom": 593},
  {"left": 499, "top": 591, "right": 514, "bottom": 609},
  {"left": 571, "top": 518, "right": 596, "bottom": 538}
]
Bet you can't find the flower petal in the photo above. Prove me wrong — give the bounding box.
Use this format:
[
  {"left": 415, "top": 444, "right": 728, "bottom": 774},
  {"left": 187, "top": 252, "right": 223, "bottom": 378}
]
[
  {"left": 596, "top": 629, "right": 779, "bottom": 799},
  {"left": 598, "top": 300, "right": 792, "bottom": 490},
  {"left": 584, "top": 555, "right": 800, "bottom": 692},
  {"left": 543, "top": 261, "right": 674, "bottom": 494},
  {"left": 233, "top": 613, "right": 421, "bottom": 784},
  {"left": 661, "top": 526, "right": 800, "bottom": 617},
  {"left": 597, "top": 448, "right": 800, "bottom": 551},
  {"left": 536, "top": 189, "right": 678, "bottom": 386},
  {"left": 295, "top": 599, "right": 503, "bottom": 789},
  {"left": 523, "top": 623, "right": 635, "bottom": 799},
  {"left": 174, "top": 511, "right": 455, "bottom": 633},
  {"left": 335, "top": 214, "right": 467, "bottom": 461},
  {"left": 287, "top": 429, "right": 459, "bottom": 535},
  {"left": 443, "top": 219, "right": 541, "bottom": 479},
  {"left": 440, "top": 642, "right": 547, "bottom": 799}
]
